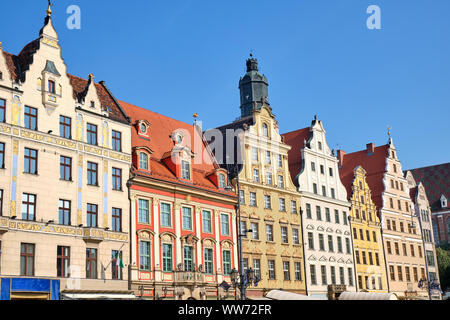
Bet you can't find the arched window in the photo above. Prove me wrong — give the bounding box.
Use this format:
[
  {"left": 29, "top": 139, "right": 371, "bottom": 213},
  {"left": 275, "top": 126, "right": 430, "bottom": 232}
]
[
  {"left": 139, "top": 152, "right": 148, "bottom": 170},
  {"left": 262, "top": 123, "right": 269, "bottom": 137}
]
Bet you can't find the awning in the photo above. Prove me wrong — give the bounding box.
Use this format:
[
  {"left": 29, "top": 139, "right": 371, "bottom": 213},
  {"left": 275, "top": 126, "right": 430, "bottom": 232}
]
[
  {"left": 338, "top": 292, "right": 398, "bottom": 300},
  {"left": 265, "top": 290, "right": 327, "bottom": 300},
  {"left": 61, "top": 291, "right": 136, "bottom": 300}
]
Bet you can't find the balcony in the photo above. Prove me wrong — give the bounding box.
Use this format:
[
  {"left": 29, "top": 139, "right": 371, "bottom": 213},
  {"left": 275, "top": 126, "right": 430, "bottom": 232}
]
[
  {"left": 0, "top": 217, "right": 9, "bottom": 234},
  {"left": 82, "top": 228, "right": 105, "bottom": 243}
]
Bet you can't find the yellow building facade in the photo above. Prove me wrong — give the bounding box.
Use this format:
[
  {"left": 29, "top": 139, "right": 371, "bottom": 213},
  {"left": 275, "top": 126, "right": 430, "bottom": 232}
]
[{"left": 347, "top": 167, "right": 388, "bottom": 293}]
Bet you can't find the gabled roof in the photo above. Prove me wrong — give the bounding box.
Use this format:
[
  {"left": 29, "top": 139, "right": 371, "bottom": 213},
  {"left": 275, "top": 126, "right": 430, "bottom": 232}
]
[
  {"left": 120, "top": 100, "right": 236, "bottom": 198},
  {"left": 408, "top": 163, "right": 450, "bottom": 212},
  {"left": 281, "top": 127, "right": 311, "bottom": 187},
  {"left": 338, "top": 144, "right": 389, "bottom": 211}
]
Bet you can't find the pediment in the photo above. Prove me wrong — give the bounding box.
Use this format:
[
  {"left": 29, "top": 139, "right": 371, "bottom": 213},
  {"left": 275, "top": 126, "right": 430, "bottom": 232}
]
[
  {"left": 319, "top": 256, "right": 327, "bottom": 262},
  {"left": 344, "top": 231, "right": 351, "bottom": 236},
  {"left": 336, "top": 229, "right": 342, "bottom": 234},
  {"left": 346, "top": 259, "right": 353, "bottom": 265},
  {"left": 337, "top": 258, "right": 345, "bottom": 264},
  {"left": 308, "top": 255, "right": 317, "bottom": 262},
  {"left": 329, "top": 256, "right": 336, "bottom": 262},
  {"left": 306, "top": 225, "right": 315, "bottom": 230},
  {"left": 326, "top": 227, "right": 334, "bottom": 233},
  {"left": 317, "top": 226, "right": 324, "bottom": 232}
]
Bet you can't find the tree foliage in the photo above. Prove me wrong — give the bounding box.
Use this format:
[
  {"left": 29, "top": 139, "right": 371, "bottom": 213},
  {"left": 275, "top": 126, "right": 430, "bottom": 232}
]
[{"left": 436, "top": 244, "right": 450, "bottom": 292}]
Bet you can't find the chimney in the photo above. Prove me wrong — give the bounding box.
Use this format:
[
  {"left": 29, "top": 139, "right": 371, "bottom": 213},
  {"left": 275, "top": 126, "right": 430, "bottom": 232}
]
[
  {"left": 337, "top": 150, "right": 346, "bottom": 168},
  {"left": 366, "top": 143, "right": 375, "bottom": 155}
]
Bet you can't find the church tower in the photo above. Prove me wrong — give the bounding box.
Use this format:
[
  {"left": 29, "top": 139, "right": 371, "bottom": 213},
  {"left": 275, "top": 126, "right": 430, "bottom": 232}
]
[{"left": 239, "top": 55, "right": 270, "bottom": 118}]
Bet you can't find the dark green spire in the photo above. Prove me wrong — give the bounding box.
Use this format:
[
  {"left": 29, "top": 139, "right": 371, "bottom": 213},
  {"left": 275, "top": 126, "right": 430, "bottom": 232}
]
[{"left": 239, "top": 55, "right": 269, "bottom": 118}]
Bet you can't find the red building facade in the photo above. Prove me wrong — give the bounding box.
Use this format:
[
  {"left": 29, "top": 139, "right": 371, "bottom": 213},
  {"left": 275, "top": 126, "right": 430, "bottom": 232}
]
[{"left": 121, "top": 101, "right": 238, "bottom": 300}]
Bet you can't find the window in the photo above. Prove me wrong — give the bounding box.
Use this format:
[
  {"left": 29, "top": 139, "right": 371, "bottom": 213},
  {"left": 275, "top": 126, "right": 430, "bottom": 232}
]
[
  {"left": 250, "top": 192, "right": 257, "bottom": 207},
  {"left": 310, "top": 265, "right": 317, "bottom": 285},
  {"left": 337, "top": 236, "right": 343, "bottom": 253},
  {"left": 306, "top": 204, "right": 312, "bottom": 219},
  {"left": 87, "top": 162, "right": 98, "bottom": 186},
  {"left": 343, "top": 212, "right": 348, "bottom": 225},
  {"left": 219, "top": 174, "right": 226, "bottom": 188},
  {"left": 60, "top": 156, "right": 72, "bottom": 181},
  {"left": 24, "top": 106, "right": 38, "bottom": 130},
  {"left": 223, "top": 250, "right": 232, "bottom": 276},
  {"left": 202, "top": 210, "right": 212, "bottom": 233},
  {"left": 0, "top": 142, "right": 4, "bottom": 169},
  {"left": 251, "top": 147, "right": 258, "bottom": 161},
  {"left": 321, "top": 265, "right": 327, "bottom": 285},
  {"left": 140, "top": 241, "right": 151, "bottom": 271},
  {"left": 375, "top": 253, "right": 380, "bottom": 266},
  {"left": 48, "top": 80, "right": 56, "bottom": 94},
  {"left": 112, "top": 250, "right": 123, "bottom": 280},
  {"left": 283, "top": 261, "right": 290, "bottom": 281},
  {"left": 331, "top": 188, "right": 335, "bottom": 199},
  {"left": 22, "top": 193, "right": 36, "bottom": 221},
  {"left": 279, "top": 198, "right": 286, "bottom": 212},
  {"left": 265, "top": 151, "right": 271, "bottom": 164},
  {"left": 355, "top": 250, "right": 360, "bottom": 264},
  {"left": 24, "top": 148, "right": 38, "bottom": 174},
  {"left": 322, "top": 186, "right": 326, "bottom": 197},
  {"left": 318, "top": 142, "right": 323, "bottom": 150},
  {"left": 386, "top": 241, "right": 392, "bottom": 254},
  {"left": 313, "top": 183, "right": 318, "bottom": 194},
  {"left": 328, "top": 235, "right": 334, "bottom": 252},
  {"left": 319, "top": 234, "right": 325, "bottom": 251},
  {"left": 204, "top": 248, "right": 214, "bottom": 275},
  {"left": 58, "top": 199, "right": 71, "bottom": 225},
  {"left": 395, "top": 242, "right": 400, "bottom": 255},
  {"left": 331, "top": 266, "right": 336, "bottom": 285},
  {"left": 0, "top": 99, "right": 5, "bottom": 123},
  {"left": 264, "top": 195, "right": 271, "bottom": 209},
  {"left": 369, "top": 252, "right": 374, "bottom": 265},
  {"left": 160, "top": 202, "right": 172, "bottom": 227},
  {"left": 348, "top": 268, "right": 354, "bottom": 286},
  {"left": 295, "top": 262, "right": 302, "bottom": 281},
  {"left": 268, "top": 260, "right": 276, "bottom": 280},
  {"left": 253, "top": 169, "right": 260, "bottom": 183},
  {"left": 112, "top": 168, "right": 122, "bottom": 191},
  {"left": 402, "top": 243, "right": 407, "bottom": 256},
  {"left": 221, "top": 213, "right": 230, "bottom": 236},
  {"left": 413, "top": 267, "right": 419, "bottom": 282},
  {"left": 277, "top": 154, "right": 283, "bottom": 167},
  {"left": 0, "top": 189, "right": 3, "bottom": 216},
  {"left": 112, "top": 208, "right": 122, "bottom": 232},
  {"left": 340, "top": 267, "right": 345, "bottom": 285},
  {"left": 308, "top": 232, "right": 314, "bottom": 250},
  {"left": 262, "top": 123, "right": 269, "bottom": 137},
  {"left": 362, "top": 251, "right": 367, "bottom": 264},
  {"left": 182, "top": 207, "right": 193, "bottom": 230},
  {"left": 57, "top": 246, "right": 70, "bottom": 278},
  {"left": 390, "top": 266, "right": 396, "bottom": 281},
  {"left": 292, "top": 228, "right": 300, "bottom": 245},
  {"left": 359, "top": 229, "right": 364, "bottom": 241},
  {"left": 86, "top": 248, "right": 98, "bottom": 279},
  {"left": 266, "top": 224, "right": 274, "bottom": 242},
  {"left": 112, "top": 130, "right": 122, "bottom": 152},
  {"left": 278, "top": 175, "right": 284, "bottom": 188},
  {"left": 346, "top": 238, "right": 351, "bottom": 254},
  {"left": 366, "top": 230, "right": 371, "bottom": 242},
  {"left": 405, "top": 267, "right": 411, "bottom": 282},
  {"left": 397, "top": 266, "right": 403, "bottom": 281},
  {"left": 162, "top": 244, "right": 173, "bottom": 272},
  {"left": 335, "top": 210, "right": 340, "bottom": 224},
  {"left": 426, "top": 251, "right": 435, "bottom": 266},
  {"left": 393, "top": 164, "right": 397, "bottom": 173},
  {"left": 311, "top": 162, "right": 316, "bottom": 172},
  {"left": 253, "top": 259, "right": 261, "bottom": 279},
  {"left": 373, "top": 231, "right": 377, "bottom": 243},
  {"left": 316, "top": 206, "right": 322, "bottom": 221},
  {"left": 251, "top": 222, "right": 259, "bottom": 240},
  {"left": 90, "top": 101, "right": 95, "bottom": 108},
  {"left": 87, "top": 123, "right": 98, "bottom": 145},
  {"left": 281, "top": 226, "right": 288, "bottom": 244},
  {"left": 59, "top": 116, "right": 71, "bottom": 139},
  {"left": 320, "top": 165, "right": 325, "bottom": 175},
  {"left": 20, "top": 243, "right": 35, "bottom": 276},
  {"left": 138, "top": 199, "right": 150, "bottom": 224},
  {"left": 353, "top": 228, "right": 358, "bottom": 240},
  {"left": 266, "top": 172, "right": 272, "bottom": 185},
  {"left": 139, "top": 153, "right": 149, "bottom": 170},
  {"left": 240, "top": 221, "right": 247, "bottom": 239},
  {"left": 181, "top": 160, "right": 191, "bottom": 180},
  {"left": 410, "top": 244, "right": 415, "bottom": 257},
  {"left": 291, "top": 201, "right": 297, "bottom": 214},
  {"left": 87, "top": 204, "right": 98, "bottom": 228},
  {"left": 239, "top": 190, "right": 245, "bottom": 204}
]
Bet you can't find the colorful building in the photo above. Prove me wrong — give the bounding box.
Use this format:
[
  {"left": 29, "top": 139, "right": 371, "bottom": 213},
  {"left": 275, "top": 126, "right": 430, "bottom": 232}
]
[
  {"left": 121, "top": 101, "right": 238, "bottom": 300},
  {"left": 214, "top": 56, "right": 306, "bottom": 298},
  {"left": 408, "top": 163, "right": 450, "bottom": 245},
  {"left": 282, "top": 117, "right": 355, "bottom": 298},
  {"left": 339, "top": 165, "right": 389, "bottom": 293},
  {"left": 338, "top": 138, "right": 428, "bottom": 299},
  {"left": 405, "top": 171, "right": 441, "bottom": 299},
  {"left": 0, "top": 7, "right": 132, "bottom": 299}
]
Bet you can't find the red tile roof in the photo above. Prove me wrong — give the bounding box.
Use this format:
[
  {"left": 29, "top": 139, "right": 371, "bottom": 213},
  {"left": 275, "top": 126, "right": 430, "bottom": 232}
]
[
  {"left": 338, "top": 144, "right": 389, "bottom": 213},
  {"left": 281, "top": 127, "right": 311, "bottom": 187},
  {"left": 120, "top": 100, "right": 236, "bottom": 198}
]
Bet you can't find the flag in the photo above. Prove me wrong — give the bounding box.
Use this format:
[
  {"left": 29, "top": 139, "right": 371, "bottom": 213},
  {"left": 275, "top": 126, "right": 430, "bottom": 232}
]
[{"left": 115, "top": 250, "right": 124, "bottom": 269}]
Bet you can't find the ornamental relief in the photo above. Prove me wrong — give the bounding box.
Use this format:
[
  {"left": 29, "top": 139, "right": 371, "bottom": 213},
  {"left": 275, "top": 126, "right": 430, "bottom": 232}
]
[{"left": 137, "top": 229, "right": 154, "bottom": 240}]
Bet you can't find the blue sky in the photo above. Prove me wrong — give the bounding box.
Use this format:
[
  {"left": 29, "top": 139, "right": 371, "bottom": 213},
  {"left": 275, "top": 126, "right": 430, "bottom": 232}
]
[{"left": 1, "top": 0, "right": 449, "bottom": 170}]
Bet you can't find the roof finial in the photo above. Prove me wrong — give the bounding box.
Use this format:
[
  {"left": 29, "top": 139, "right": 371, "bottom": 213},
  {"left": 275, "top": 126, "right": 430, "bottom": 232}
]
[
  {"left": 387, "top": 126, "right": 392, "bottom": 137},
  {"left": 47, "top": 0, "right": 53, "bottom": 17}
]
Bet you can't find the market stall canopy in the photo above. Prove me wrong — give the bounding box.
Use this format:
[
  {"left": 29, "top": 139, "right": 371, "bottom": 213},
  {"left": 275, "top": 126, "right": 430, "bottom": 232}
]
[
  {"left": 61, "top": 290, "right": 136, "bottom": 300},
  {"left": 338, "top": 292, "right": 398, "bottom": 300},
  {"left": 265, "top": 290, "right": 328, "bottom": 300}
]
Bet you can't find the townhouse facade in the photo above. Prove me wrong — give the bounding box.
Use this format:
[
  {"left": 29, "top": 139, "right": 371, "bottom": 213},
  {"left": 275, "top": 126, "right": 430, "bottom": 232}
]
[
  {"left": 122, "top": 101, "right": 238, "bottom": 300},
  {"left": 0, "top": 8, "right": 132, "bottom": 300},
  {"left": 338, "top": 139, "right": 428, "bottom": 299},
  {"left": 405, "top": 171, "right": 441, "bottom": 299},
  {"left": 282, "top": 117, "right": 355, "bottom": 298},
  {"left": 339, "top": 165, "right": 389, "bottom": 293},
  {"left": 213, "top": 57, "right": 306, "bottom": 298}
]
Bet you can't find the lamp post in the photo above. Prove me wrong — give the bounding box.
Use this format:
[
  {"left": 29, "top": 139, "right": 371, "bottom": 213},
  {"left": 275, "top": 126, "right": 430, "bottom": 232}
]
[{"left": 230, "top": 267, "right": 260, "bottom": 300}]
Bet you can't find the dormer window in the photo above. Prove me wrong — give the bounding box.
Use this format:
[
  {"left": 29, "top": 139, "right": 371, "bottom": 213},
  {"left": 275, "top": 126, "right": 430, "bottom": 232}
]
[
  {"left": 139, "top": 152, "right": 149, "bottom": 170},
  {"left": 90, "top": 101, "right": 95, "bottom": 108},
  {"left": 181, "top": 160, "right": 191, "bottom": 180},
  {"left": 219, "top": 174, "right": 226, "bottom": 189},
  {"left": 442, "top": 195, "right": 448, "bottom": 209},
  {"left": 262, "top": 123, "right": 269, "bottom": 137}
]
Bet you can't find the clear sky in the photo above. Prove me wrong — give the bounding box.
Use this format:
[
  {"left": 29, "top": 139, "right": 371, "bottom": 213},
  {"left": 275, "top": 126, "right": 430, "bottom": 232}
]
[{"left": 1, "top": 0, "right": 449, "bottom": 170}]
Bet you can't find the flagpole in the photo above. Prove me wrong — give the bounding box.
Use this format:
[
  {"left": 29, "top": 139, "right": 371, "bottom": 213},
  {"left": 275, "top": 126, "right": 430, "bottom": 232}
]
[{"left": 104, "top": 242, "right": 126, "bottom": 271}]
